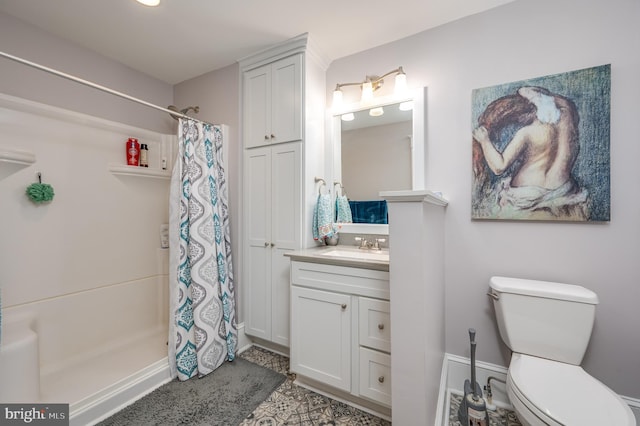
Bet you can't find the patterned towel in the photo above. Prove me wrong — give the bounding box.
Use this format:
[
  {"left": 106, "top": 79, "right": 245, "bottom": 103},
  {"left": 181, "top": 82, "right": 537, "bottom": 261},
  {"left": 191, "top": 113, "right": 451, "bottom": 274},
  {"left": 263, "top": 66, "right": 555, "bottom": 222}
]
[
  {"left": 313, "top": 193, "right": 335, "bottom": 240},
  {"left": 336, "top": 194, "right": 353, "bottom": 223},
  {"left": 348, "top": 200, "right": 388, "bottom": 224}
]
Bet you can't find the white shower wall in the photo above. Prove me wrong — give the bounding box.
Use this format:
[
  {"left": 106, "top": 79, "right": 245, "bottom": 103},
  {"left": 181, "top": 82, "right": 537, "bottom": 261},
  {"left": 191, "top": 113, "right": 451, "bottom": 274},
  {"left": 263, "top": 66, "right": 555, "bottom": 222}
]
[{"left": 0, "top": 93, "right": 173, "bottom": 412}]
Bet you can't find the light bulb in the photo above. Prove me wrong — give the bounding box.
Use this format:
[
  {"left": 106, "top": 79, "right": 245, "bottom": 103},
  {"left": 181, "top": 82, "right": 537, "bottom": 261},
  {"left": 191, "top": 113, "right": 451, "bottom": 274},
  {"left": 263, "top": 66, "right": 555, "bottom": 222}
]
[
  {"left": 341, "top": 113, "right": 355, "bottom": 122},
  {"left": 332, "top": 87, "right": 343, "bottom": 111},
  {"left": 394, "top": 72, "right": 407, "bottom": 97},
  {"left": 369, "top": 107, "right": 384, "bottom": 117},
  {"left": 361, "top": 81, "right": 374, "bottom": 105},
  {"left": 136, "top": 0, "right": 160, "bottom": 6}
]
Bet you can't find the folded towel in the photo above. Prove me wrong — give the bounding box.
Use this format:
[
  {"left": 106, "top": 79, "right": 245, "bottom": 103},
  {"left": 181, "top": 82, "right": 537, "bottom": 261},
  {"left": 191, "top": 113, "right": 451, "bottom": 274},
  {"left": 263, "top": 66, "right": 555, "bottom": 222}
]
[
  {"left": 335, "top": 194, "right": 353, "bottom": 223},
  {"left": 348, "top": 200, "right": 388, "bottom": 224},
  {"left": 313, "top": 193, "right": 335, "bottom": 241}
]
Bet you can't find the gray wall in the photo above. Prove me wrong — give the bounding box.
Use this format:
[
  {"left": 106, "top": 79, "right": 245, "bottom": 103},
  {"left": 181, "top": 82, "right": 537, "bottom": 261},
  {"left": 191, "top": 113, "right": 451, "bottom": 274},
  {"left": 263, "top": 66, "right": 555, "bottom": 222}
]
[
  {"left": 0, "top": 12, "right": 174, "bottom": 133},
  {"left": 327, "top": 0, "right": 640, "bottom": 399}
]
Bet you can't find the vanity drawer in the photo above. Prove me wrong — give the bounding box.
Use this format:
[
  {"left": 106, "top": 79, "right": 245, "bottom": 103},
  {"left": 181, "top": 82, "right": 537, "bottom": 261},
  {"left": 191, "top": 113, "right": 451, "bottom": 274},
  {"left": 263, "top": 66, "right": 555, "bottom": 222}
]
[
  {"left": 358, "top": 297, "right": 391, "bottom": 353},
  {"left": 359, "top": 347, "right": 391, "bottom": 407},
  {"left": 291, "top": 261, "right": 389, "bottom": 299}
]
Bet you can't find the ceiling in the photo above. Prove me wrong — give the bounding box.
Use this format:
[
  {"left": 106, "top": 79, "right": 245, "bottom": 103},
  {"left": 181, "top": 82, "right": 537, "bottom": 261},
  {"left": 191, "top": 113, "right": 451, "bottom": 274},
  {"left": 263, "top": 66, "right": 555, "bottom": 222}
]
[{"left": 0, "top": 0, "right": 513, "bottom": 85}]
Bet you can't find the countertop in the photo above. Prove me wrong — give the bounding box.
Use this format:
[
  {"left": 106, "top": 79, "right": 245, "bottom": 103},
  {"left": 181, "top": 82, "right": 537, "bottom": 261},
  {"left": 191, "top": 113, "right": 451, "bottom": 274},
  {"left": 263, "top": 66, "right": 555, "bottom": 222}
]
[{"left": 285, "top": 245, "right": 390, "bottom": 271}]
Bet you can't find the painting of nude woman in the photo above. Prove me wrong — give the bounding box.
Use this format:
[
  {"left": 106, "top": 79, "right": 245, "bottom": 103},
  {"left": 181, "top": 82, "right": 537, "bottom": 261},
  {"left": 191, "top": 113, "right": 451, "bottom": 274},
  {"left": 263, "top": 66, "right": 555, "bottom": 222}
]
[{"left": 471, "top": 64, "right": 610, "bottom": 221}]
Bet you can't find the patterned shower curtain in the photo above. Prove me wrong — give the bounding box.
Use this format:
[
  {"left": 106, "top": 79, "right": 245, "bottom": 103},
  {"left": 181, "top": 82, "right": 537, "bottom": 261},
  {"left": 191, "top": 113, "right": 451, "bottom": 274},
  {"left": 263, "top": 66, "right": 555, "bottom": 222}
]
[{"left": 168, "top": 119, "right": 237, "bottom": 381}]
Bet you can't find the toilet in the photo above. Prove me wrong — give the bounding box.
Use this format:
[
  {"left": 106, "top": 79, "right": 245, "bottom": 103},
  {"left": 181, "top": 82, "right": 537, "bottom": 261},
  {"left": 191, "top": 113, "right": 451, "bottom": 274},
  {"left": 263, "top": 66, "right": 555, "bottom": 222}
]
[{"left": 488, "top": 276, "right": 635, "bottom": 426}]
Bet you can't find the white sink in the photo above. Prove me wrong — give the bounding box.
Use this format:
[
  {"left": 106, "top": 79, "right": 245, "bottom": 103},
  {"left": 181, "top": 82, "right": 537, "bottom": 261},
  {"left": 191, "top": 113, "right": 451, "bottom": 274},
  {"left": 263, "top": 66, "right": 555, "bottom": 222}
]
[{"left": 319, "top": 248, "right": 389, "bottom": 262}]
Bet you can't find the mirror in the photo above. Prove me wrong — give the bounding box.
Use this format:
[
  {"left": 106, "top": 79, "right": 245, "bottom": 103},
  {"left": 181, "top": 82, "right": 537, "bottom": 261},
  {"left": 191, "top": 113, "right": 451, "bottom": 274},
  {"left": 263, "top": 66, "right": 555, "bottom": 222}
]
[{"left": 331, "top": 87, "right": 426, "bottom": 235}]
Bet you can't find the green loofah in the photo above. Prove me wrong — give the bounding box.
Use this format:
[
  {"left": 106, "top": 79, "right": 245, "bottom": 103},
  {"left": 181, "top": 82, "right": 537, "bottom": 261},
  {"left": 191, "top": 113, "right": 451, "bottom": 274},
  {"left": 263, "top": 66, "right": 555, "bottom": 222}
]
[{"left": 26, "top": 173, "right": 55, "bottom": 204}]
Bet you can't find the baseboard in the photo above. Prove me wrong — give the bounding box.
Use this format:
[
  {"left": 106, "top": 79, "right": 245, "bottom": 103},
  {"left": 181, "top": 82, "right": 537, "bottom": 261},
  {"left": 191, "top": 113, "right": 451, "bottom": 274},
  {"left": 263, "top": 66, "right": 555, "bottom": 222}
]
[
  {"left": 435, "top": 354, "right": 510, "bottom": 426},
  {"left": 70, "top": 357, "right": 172, "bottom": 426},
  {"left": 236, "top": 322, "right": 253, "bottom": 354}
]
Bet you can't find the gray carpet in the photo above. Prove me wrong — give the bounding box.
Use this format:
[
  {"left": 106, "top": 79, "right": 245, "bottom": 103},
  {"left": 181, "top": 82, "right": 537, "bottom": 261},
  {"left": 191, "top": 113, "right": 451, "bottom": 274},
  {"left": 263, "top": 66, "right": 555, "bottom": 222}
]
[{"left": 98, "top": 358, "right": 287, "bottom": 426}]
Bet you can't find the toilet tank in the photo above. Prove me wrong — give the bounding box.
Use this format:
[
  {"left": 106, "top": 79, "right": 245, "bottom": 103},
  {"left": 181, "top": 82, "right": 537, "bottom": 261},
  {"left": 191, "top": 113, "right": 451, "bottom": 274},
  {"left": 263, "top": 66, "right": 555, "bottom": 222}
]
[{"left": 489, "top": 276, "right": 599, "bottom": 365}]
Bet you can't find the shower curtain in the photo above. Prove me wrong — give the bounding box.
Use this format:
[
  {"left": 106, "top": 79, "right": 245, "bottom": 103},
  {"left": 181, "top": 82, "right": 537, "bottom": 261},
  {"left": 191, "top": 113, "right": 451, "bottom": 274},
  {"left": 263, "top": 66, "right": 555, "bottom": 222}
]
[{"left": 168, "top": 119, "right": 237, "bottom": 381}]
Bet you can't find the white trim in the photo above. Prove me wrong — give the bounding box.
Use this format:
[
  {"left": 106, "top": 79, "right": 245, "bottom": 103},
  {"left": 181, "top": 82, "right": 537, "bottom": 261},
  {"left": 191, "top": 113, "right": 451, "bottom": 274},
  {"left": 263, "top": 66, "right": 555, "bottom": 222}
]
[
  {"left": 70, "top": 358, "right": 172, "bottom": 426},
  {"left": 380, "top": 189, "right": 448, "bottom": 206}
]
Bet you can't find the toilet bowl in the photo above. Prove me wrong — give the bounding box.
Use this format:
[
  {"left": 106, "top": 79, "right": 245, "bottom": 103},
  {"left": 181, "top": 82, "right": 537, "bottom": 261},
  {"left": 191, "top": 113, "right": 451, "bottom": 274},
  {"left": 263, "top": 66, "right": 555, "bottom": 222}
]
[
  {"left": 507, "top": 353, "right": 634, "bottom": 425},
  {"left": 488, "top": 276, "right": 635, "bottom": 426}
]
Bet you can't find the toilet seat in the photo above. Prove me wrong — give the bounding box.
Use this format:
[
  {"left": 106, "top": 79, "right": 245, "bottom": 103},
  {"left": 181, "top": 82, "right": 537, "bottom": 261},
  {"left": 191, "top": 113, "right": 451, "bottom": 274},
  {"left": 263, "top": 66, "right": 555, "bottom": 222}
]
[{"left": 508, "top": 353, "right": 635, "bottom": 426}]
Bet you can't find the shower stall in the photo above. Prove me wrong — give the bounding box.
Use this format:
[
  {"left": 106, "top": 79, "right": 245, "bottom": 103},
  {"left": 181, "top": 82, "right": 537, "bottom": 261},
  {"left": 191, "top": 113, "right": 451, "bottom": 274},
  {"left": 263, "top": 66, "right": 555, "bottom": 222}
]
[{"left": 0, "top": 51, "right": 217, "bottom": 426}]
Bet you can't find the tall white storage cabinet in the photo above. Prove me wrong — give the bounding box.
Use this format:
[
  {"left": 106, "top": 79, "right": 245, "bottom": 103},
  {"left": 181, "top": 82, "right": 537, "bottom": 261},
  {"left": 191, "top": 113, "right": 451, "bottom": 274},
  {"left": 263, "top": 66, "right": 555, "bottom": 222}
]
[
  {"left": 240, "top": 34, "right": 328, "bottom": 349},
  {"left": 243, "top": 55, "right": 302, "bottom": 149},
  {"left": 243, "top": 143, "right": 301, "bottom": 345}
]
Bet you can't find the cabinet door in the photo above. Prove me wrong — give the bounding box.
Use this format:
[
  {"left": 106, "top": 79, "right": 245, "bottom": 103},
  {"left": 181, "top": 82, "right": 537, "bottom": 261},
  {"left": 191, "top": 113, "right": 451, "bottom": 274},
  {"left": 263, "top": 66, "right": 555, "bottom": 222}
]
[
  {"left": 270, "top": 142, "right": 302, "bottom": 346},
  {"left": 243, "top": 64, "right": 271, "bottom": 148},
  {"left": 290, "top": 286, "right": 351, "bottom": 391},
  {"left": 243, "top": 147, "right": 272, "bottom": 339},
  {"left": 270, "top": 54, "right": 302, "bottom": 145}
]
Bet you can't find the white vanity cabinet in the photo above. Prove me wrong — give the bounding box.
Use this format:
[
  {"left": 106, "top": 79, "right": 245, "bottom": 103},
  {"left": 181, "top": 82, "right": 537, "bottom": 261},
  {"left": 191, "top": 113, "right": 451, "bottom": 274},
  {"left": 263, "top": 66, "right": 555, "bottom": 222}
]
[
  {"left": 289, "top": 260, "right": 392, "bottom": 411},
  {"left": 243, "top": 54, "right": 302, "bottom": 149},
  {"left": 241, "top": 33, "right": 328, "bottom": 349}
]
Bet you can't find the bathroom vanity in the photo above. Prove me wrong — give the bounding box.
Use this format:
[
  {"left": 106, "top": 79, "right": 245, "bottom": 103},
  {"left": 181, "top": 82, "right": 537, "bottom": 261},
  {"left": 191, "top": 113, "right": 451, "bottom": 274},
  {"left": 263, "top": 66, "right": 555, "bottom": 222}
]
[{"left": 286, "top": 246, "right": 392, "bottom": 417}]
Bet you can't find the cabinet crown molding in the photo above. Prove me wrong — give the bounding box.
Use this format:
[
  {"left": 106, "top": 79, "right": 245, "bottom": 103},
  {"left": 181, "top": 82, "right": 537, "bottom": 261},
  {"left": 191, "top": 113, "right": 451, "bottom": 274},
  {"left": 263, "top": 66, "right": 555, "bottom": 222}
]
[{"left": 238, "top": 32, "right": 330, "bottom": 72}]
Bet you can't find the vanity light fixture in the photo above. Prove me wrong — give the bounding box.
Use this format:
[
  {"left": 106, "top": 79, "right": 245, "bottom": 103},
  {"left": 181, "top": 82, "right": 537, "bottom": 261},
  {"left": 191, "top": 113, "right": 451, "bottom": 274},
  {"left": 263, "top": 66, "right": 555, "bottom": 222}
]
[
  {"left": 341, "top": 113, "right": 355, "bottom": 121},
  {"left": 136, "top": 0, "right": 160, "bottom": 6},
  {"left": 332, "top": 66, "right": 407, "bottom": 110}
]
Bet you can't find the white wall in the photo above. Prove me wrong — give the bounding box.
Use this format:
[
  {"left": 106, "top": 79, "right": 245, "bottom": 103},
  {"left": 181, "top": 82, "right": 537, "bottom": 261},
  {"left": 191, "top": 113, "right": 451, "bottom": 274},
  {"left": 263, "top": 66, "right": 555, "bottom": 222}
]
[
  {"left": 327, "top": 0, "right": 640, "bottom": 399},
  {"left": 0, "top": 12, "right": 174, "bottom": 134}
]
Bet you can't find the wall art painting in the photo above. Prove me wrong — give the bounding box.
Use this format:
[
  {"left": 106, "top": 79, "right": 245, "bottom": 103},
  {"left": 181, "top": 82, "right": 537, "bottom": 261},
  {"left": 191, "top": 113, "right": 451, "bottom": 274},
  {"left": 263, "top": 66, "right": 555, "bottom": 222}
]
[{"left": 471, "top": 64, "right": 610, "bottom": 222}]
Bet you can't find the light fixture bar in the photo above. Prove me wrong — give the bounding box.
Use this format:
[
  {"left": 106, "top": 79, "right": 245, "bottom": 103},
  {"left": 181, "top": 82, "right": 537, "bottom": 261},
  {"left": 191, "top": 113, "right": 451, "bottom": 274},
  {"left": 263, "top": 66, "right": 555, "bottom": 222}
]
[{"left": 332, "top": 66, "right": 407, "bottom": 109}]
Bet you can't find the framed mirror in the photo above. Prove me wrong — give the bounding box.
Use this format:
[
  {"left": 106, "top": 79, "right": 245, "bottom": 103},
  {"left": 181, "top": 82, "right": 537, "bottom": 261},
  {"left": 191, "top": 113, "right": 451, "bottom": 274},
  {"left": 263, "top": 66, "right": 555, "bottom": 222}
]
[{"left": 331, "top": 87, "right": 426, "bottom": 235}]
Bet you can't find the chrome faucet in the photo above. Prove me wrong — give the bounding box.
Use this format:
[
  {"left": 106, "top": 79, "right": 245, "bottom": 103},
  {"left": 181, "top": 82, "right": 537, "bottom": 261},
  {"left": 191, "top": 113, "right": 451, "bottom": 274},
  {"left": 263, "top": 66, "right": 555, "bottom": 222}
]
[
  {"left": 355, "top": 236, "right": 386, "bottom": 251},
  {"left": 355, "top": 236, "right": 372, "bottom": 249},
  {"left": 372, "top": 238, "right": 386, "bottom": 251}
]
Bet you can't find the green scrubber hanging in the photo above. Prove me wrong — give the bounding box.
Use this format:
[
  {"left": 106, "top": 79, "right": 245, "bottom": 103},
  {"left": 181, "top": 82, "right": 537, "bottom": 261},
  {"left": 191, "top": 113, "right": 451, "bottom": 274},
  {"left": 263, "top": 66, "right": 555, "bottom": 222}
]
[{"left": 26, "top": 172, "right": 55, "bottom": 204}]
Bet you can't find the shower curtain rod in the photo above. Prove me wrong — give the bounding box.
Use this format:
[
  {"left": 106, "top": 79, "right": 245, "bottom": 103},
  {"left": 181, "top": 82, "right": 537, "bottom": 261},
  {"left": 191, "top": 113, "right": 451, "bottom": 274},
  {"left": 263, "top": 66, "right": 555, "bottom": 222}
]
[{"left": 0, "top": 50, "right": 214, "bottom": 126}]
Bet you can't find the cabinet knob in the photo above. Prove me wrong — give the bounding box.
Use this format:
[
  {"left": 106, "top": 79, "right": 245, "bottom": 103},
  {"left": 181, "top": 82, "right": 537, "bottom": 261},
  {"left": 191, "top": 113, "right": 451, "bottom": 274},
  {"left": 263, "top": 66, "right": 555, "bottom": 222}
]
[
  {"left": 270, "top": 243, "right": 275, "bottom": 247},
  {"left": 270, "top": 134, "right": 275, "bottom": 139},
  {"left": 378, "top": 323, "right": 385, "bottom": 330},
  {"left": 341, "top": 303, "right": 347, "bottom": 310},
  {"left": 264, "top": 135, "right": 269, "bottom": 140},
  {"left": 378, "top": 376, "right": 385, "bottom": 383},
  {"left": 264, "top": 242, "right": 269, "bottom": 247}
]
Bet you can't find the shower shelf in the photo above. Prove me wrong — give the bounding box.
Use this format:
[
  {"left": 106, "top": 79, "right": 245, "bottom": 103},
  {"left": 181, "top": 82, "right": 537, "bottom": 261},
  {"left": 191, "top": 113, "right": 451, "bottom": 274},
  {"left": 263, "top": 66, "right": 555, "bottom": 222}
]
[
  {"left": 108, "top": 163, "right": 170, "bottom": 179},
  {"left": 0, "top": 147, "right": 36, "bottom": 166}
]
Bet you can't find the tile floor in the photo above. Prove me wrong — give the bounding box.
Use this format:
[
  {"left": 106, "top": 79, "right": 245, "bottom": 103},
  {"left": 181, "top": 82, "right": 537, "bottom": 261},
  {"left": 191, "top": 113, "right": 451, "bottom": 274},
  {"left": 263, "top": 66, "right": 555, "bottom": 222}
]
[
  {"left": 239, "top": 346, "right": 391, "bottom": 425},
  {"left": 239, "top": 346, "right": 522, "bottom": 426},
  {"left": 448, "top": 393, "right": 522, "bottom": 426}
]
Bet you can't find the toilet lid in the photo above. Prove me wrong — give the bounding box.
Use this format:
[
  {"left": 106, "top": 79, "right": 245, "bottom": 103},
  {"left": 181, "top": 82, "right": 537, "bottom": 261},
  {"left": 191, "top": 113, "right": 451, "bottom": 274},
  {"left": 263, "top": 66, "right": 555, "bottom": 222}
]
[{"left": 509, "top": 354, "right": 635, "bottom": 425}]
